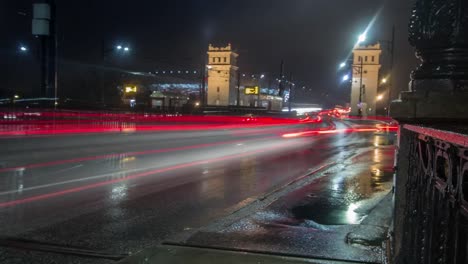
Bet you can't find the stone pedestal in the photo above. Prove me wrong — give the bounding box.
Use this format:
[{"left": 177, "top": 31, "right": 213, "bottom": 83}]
[{"left": 391, "top": 80, "right": 468, "bottom": 122}]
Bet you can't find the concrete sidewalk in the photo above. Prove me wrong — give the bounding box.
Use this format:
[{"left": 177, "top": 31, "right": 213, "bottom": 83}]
[
  {"left": 119, "top": 244, "right": 356, "bottom": 264},
  {"left": 119, "top": 132, "right": 395, "bottom": 264}
]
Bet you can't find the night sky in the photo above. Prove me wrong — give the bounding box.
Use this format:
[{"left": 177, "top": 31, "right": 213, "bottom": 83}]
[{"left": 1, "top": 0, "right": 418, "bottom": 105}]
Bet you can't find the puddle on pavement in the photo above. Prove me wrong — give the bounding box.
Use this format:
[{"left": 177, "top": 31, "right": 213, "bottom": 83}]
[
  {"left": 373, "top": 133, "right": 395, "bottom": 146},
  {"left": 292, "top": 203, "right": 366, "bottom": 225},
  {"left": 290, "top": 169, "right": 394, "bottom": 225}
]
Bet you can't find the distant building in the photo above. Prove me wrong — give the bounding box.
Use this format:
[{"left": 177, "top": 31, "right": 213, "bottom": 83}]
[
  {"left": 350, "top": 43, "right": 382, "bottom": 116},
  {"left": 206, "top": 44, "right": 239, "bottom": 106},
  {"left": 150, "top": 90, "right": 190, "bottom": 111}
]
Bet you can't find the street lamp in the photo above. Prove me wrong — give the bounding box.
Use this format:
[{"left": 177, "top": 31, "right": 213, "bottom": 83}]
[
  {"left": 377, "top": 94, "right": 383, "bottom": 101},
  {"left": 115, "top": 45, "right": 130, "bottom": 52},
  {"left": 19, "top": 45, "right": 28, "bottom": 52},
  {"left": 382, "top": 78, "right": 387, "bottom": 84},
  {"left": 358, "top": 33, "right": 367, "bottom": 44},
  {"left": 101, "top": 42, "right": 132, "bottom": 103},
  {"left": 339, "top": 58, "right": 364, "bottom": 116}
]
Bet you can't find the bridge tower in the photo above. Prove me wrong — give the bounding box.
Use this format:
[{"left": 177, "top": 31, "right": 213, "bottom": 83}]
[
  {"left": 206, "top": 44, "right": 239, "bottom": 106},
  {"left": 350, "top": 43, "right": 382, "bottom": 116}
]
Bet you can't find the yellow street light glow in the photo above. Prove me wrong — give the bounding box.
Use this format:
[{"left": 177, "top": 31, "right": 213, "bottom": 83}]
[
  {"left": 125, "top": 86, "right": 137, "bottom": 93},
  {"left": 382, "top": 78, "right": 387, "bottom": 84},
  {"left": 377, "top": 94, "right": 384, "bottom": 101}
]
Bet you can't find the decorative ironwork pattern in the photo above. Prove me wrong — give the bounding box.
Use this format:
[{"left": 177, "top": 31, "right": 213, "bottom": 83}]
[
  {"left": 408, "top": 0, "right": 468, "bottom": 80},
  {"left": 399, "top": 126, "right": 468, "bottom": 263},
  {"left": 409, "top": 0, "right": 459, "bottom": 46}
]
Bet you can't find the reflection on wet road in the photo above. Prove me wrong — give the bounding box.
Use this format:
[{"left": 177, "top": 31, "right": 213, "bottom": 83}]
[
  {"left": 290, "top": 133, "right": 395, "bottom": 225},
  {"left": 0, "top": 120, "right": 392, "bottom": 261}
]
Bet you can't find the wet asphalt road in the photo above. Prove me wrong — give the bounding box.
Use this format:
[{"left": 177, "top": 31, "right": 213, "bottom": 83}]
[{"left": 0, "top": 120, "right": 388, "bottom": 263}]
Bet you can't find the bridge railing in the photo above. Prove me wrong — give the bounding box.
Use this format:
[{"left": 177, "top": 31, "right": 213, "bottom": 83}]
[{"left": 393, "top": 124, "right": 468, "bottom": 263}]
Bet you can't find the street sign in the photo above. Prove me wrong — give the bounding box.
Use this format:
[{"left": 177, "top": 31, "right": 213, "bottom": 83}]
[
  {"left": 125, "top": 86, "right": 137, "bottom": 93},
  {"left": 244, "top": 86, "right": 259, "bottom": 95}
]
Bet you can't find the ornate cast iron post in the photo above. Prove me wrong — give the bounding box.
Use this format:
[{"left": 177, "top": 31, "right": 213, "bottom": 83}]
[
  {"left": 391, "top": 0, "right": 468, "bottom": 263},
  {"left": 391, "top": 0, "right": 468, "bottom": 121}
]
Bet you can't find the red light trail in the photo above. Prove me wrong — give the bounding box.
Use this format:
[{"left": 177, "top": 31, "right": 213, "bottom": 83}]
[
  {"left": 0, "top": 137, "right": 278, "bottom": 173},
  {"left": 0, "top": 141, "right": 296, "bottom": 208}
]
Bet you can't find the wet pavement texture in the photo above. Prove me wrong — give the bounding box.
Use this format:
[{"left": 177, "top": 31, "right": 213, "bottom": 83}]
[
  {"left": 0, "top": 120, "right": 392, "bottom": 263},
  {"left": 170, "top": 130, "right": 395, "bottom": 264}
]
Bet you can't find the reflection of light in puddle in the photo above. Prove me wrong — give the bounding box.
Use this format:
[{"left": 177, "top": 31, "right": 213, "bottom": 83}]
[
  {"left": 374, "top": 136, "right": 380, "bottom": 147},
  {"left": 371, "top": 168, "right": 382, "bottom": 177},
  {"left": 373, "top": 149, "right": 381, "bottom": 162},
  {"left": 121, "top": 156, "right": 136, "bottom": 163},
  {"left": 332, "top": 183, "right": 339, "bottom": 191},
  {"left": 111, "top": 184, "right": 128, "bottom": 201},
  {"left": 331, "top": 175, "right": 344, "bottom": 191},
  {"left": 346, "top": 203, "right": 360, "bottom": 224}
]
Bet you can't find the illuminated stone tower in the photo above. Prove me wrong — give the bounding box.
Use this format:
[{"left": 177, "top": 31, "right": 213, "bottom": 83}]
[
  {"left": 350, "top": 43, "right": 382, "bottom": 116},
  {"left": 206, "top": 44, "right": 239, "bottom": 106}
]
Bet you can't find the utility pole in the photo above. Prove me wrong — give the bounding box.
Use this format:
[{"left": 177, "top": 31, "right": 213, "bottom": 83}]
[
  {"left": 288, "top": 72, "right": 293, "bottom": 112},
  {"left": 200, "top": 63, "right": 206, "bottom": 107},
  {"left": 278, "top": 60, "right": 284, "bottom": 96},
  {"left": 52, "top": 0, "right": 58, "bottom": 106},
  {"left": 387, "top": 25, "right": 395, "bottom": 116},
  {"left": 358, "top": 58, "right": 364, "bottom": 117},
  {"left": 237, "top": 70, "right": 241, "bottom": 106},
  {"left": 49, "top": 0, "right": 57, "bottom": 102},
  {"left": 32, "top": 0, "right": 56, "bottom": 99},
  {"left": 100, "top": 40, "right": 107, "bottom": 104}
]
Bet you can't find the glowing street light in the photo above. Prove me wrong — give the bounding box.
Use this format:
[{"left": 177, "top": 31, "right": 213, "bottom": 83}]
[
  {"left": 125, "top": 86, "right": 137, "bottom": 93},
  {"left": 19, "top": 46, "right": 28, "bottom": 52},
  {"left": 382, "top": 78, "right": 387, "bottom": 84},
  {"left": 342, "top": 74, "right": 350, "bottom": 82},
  {"left": 116, "top": 45, "right": 130, "bottom": 52},
  {"left": 339, "top": 62, "right": 346, "bottom": 69},
  {"left": 260, "top": 74, "right": 265, "bottom": 79},
  {"left": 358, "top": 33, "right": 367, "bottom": 44},
  {"left": 377, "top": 94, "right": 384, "bottom": 101}
]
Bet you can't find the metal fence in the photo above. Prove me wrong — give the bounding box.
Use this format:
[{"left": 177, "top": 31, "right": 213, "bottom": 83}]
[{"left": 396, "top": 125, "right": 468, "bottom": 263}]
